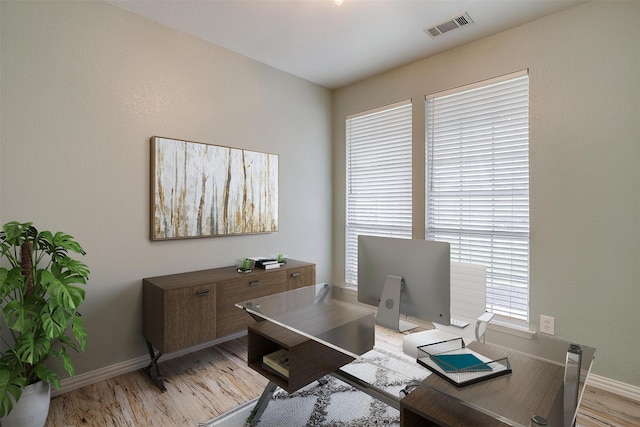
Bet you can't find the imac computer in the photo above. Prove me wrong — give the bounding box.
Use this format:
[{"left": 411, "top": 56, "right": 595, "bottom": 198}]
[{"left": 357, "top": 235, "right": 450, "bottom": 332}]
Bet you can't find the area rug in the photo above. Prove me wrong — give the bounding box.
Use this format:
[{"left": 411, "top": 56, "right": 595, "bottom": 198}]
[{"left": 199, "top": 347, "right": 430, "bottom": 427}]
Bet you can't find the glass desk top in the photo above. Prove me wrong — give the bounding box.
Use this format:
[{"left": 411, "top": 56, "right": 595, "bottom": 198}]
[
  {"left": 237, "top": 284, "right": 596, "bottom": 427},
  {"left": 237, "top": 283, "right": 377, "bottom": 357}
]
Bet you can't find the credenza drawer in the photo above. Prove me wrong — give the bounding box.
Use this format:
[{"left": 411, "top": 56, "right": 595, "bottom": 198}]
[{"left": 286, "top": 264, "right": 316, "bottom": 290}]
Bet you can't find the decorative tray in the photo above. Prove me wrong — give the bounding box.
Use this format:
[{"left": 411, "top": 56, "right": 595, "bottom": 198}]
[{"left": 417, "top": 337, "right": 511, "bottom": 387}]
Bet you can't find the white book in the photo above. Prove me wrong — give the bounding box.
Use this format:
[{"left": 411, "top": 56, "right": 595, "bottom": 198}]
[{"left": 263, "top": 263, "right": 282, "bottom": 269}]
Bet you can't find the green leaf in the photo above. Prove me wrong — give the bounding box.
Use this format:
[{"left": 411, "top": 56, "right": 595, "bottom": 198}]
[
  {"left": 49, "top": 262, "right": 89, "bottom": 288},
  {"left": 1, "top": 221, "right": 35, "bottom": 247},
  {"left": 59, "top": 347, "right": 75, "bottom": 378},
  {"left": 0, "top": 368, "right": 26, "bottom": 418},
  {"left": 41, "top": 305, "right": 68, "bottom": 339},
  {"left": 33, "top": 364, "right": 60, "bottom": 389},
  {"left": 3, "top": 300, "right": 37, "bottom": 333},
  {"left": 46, "top": 278, "right": 82, "bottom": 311},
  {"left": 72, "top": 316, "right": 88, "bottom": 352},
  {"left": 14, "top": 332, "right": 50, "bottom": 365},
  {"left": 38, "top": 230, "right": 86, "bottom": 258},
  {"left": 56, "top": 334, "right": 80, "bottom": 353},
  {"left": 0, "top": 267, "right": 24, "bottom": 298},
  {"left": 57, "top": 257, "right": 90, "bottom": 280},
  {"left": 53, "top": 232, "right": 86, "bottom": 255},
  {"left": 0, "top": 268, "right": 7, "bottom": 297},
  {"left": 66, "top": 286, "right": 85, "bottom": 308}
]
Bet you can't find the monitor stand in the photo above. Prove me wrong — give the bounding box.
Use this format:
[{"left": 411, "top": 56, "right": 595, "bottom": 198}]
[{"left": 375, "top": 274, "right": 417, "bottom": 332}]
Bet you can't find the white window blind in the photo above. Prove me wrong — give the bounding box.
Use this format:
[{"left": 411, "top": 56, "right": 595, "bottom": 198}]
[
  {"left": 425, "top": 71, "right": 530, "bottom": 323},
  {"left": 346, "top": 100, "right": 412, "bottom": 285}
]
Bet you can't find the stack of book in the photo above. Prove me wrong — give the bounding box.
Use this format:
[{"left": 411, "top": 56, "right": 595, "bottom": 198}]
[
  {"left": 255, "top": 259, "right": 285, "bottom": 270},
  {"left": 262, "top": 348, "right": 289, "bottom": 378}
]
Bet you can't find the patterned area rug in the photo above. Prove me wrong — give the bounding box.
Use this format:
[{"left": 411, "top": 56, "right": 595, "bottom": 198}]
[{"left": 200, "top": 347, "right": 430, "bottom": 427}]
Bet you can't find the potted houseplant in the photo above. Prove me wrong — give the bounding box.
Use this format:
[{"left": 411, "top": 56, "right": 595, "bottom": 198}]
[
  {"left": 0, "top": 221, "right": 90, "bottom": 426},
  {"left": 236, "top": 257, "right": 255, "bottom": 273}
]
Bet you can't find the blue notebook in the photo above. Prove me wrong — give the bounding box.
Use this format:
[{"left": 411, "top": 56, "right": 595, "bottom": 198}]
[{"left": 431, "top": 353, "right": 492, "bottom": 372}]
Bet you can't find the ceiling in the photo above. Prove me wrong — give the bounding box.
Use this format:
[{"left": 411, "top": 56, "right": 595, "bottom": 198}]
[{"left": 106, "top": 0, "right": 584, "bottom": 89}]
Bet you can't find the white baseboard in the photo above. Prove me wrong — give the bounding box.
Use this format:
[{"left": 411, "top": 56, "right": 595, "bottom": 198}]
[
  {"left": 587, "top": 373, "right": 640, "bottom": 403},
  {"left": 53, "top": 353, "right": 150, "bottom": 397},
  {"left": 53, "top": 331, "right": 247, "bottom": 397}
]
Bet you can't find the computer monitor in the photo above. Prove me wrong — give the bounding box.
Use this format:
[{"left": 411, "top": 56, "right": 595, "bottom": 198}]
[{"left": 357, "top": 235, "right": 450, "bottom": 332}]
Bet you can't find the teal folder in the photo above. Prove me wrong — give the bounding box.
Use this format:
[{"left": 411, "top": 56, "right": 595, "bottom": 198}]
[{"left": 431, "top": 353, "right": 492, "bottom": 372}]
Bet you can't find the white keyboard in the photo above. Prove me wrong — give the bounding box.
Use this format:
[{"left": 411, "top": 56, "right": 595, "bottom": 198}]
[{"left": 450, "top": 318, "right": 470, "bottom": 328}]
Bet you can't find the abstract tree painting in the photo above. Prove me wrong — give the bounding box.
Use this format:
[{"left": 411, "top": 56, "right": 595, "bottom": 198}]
[{"left": 151, "top": 137, "right": 278, "bottom": 240}]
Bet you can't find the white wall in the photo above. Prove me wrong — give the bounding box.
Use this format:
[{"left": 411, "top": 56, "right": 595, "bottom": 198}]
[
  {"left": 332, "top": 1, "right": 640, "bottom": 386},
  {"left": 0, "top": 1, "right": 332, "bottom": 376}
]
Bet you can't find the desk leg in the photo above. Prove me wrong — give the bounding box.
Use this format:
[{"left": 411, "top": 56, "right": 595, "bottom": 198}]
[
  {"left": 331, "top": 368, "right": 401, "bottom": 410},
  {"left": 143, "top": 340, "right": 167, "bottom": 392},
  {"left": 399, "top": 381, "right": 420, "bottom": 398},
  {"left": 247, "top": 381, "right": 278, "bottom": 425}
]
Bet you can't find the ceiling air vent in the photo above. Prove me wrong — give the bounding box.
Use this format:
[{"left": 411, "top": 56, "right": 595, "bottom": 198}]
[{"left": 424, "top": 12, "right": 473, "bottom": 38}]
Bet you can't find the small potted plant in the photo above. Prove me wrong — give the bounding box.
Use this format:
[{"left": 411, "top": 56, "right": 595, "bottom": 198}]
[
  {"left": 236, "top": 257, "right": 255, "bottom": 273},
  {"left": 0, "top": 221, "right": 90, "bottom": 426}
]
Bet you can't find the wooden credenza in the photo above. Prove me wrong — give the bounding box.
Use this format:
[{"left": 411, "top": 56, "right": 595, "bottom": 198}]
[{"left": 142, "top": 259, "right": 315, "bottom": 390}]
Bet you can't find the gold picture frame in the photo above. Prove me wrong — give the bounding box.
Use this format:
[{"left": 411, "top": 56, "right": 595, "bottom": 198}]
[{"left": 150, "top": 136, "right": 278, "bottom": 240}]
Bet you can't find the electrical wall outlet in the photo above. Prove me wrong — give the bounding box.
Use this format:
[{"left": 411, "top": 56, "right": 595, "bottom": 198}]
[{"left": 540, "top": 315, "right": 555, "bottom": 335}]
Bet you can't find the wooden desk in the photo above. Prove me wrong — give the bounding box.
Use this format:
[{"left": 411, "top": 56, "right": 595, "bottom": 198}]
[
  {"left": 400, "top": 341, "right": 565, "bottom": 426},
  {"left": 238, "top": 286, "right": 593, "bottom": 426},
  {"left": 246, "top": 300, "right": 376, "bottom": 393}
]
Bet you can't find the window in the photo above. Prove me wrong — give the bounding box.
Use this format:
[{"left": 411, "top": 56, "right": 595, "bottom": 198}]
[
  {"left": 425, "top": 70, "right": 530, "bottom": 323},
  {"left": 345, "top": 100, "right": 412, "bottom": 285}
]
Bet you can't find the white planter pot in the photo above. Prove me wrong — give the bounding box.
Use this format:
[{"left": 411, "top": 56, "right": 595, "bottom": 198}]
[{"left": 0, "top": 381, "right": 51, "bottom": 427}]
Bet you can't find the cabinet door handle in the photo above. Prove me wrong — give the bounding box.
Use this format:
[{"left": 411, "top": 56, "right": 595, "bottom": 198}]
[
  {"left": 196, "top": 290, "right": 211, "bottom": 296},
  {"left": 290, "top": 272, "right": 301, "bottom": 278},
  {"left": 249, "top": 280, "right": 261, "bottom": 286}
]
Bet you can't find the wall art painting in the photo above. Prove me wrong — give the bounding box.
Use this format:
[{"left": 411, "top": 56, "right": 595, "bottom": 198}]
[{"left": 151, "top": 137, "right": 278, "bottom": 240}]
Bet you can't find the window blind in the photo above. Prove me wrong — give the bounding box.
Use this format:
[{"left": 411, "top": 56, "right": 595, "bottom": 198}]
[
  {"left": 425, "top": 71, "right": 530, "bottom": 323},
  {"left": 345, "top": 100, "right": 412, "bottom": 285}
]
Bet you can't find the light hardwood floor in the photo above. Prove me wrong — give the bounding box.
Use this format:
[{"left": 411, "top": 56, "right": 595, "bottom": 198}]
[{"left": 45, "top": 332, "right": 639, "bottom": 426}]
